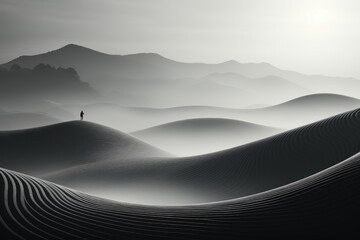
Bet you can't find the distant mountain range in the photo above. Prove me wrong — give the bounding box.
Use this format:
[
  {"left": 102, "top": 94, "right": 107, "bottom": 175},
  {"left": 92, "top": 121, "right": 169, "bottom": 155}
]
[
  {"left": 2, "top": 44, "right": 360, "bottom": 108},
  {"left": 1, "top": 44, "right": 282, "bottom": 80}
]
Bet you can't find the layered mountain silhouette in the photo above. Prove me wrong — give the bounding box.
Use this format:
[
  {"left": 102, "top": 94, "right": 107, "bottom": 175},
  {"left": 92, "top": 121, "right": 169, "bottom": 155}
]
[
  {"left": 46, "top": 108, "right": 360, "bottom": 205},
  {"left": 2, "top": 44, "right": 360, "bottom": 108},
  {"left": 0, "top": 44, "right": 285, "bottom": 80},
  {"left": 0, "top": 121, "right": 171, "bottom": 176}
]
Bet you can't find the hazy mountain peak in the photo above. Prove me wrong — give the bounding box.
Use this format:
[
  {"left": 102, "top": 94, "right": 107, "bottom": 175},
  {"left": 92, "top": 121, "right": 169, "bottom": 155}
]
[
  {"left": 123, "top": 52, "right": 173, "bottom": 63},
  {"left": 221, "top": 60, "right": 239, "bottom": 65},
  {"left": 219, "top": 60, "right": 277, "bottom": 70},
  {"left": 259, "top": 61, "right": 273, "bottom": 66},
  {"left": 62, "top": 43, "right": 83, "bottom": 49},
  {"left": 51, "top": 43, "right": 107, "bottom": 56}
]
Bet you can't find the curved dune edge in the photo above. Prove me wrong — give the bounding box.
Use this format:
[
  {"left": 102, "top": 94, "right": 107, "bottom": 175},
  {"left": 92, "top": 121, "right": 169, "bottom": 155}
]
[
  {"left": 2, "top": 152, "right": 360, "bottom": 239},
  {"left": 263, "top": 93, "right": 360, "bottom": 108}
]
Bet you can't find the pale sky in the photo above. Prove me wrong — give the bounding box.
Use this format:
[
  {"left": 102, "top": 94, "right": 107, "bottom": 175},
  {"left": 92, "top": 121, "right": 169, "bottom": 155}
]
[{"left": 1, "top": 0, "right": 360, "bottom": 78}]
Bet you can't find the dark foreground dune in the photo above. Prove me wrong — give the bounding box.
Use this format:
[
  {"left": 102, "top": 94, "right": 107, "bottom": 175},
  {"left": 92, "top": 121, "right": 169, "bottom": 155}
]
[
  {"left": 0, "top": 121, "right": 171, "bottom": 176},
  {"left": 1, "top": 152, "right": 360, "bottom": 239},
  {"left": 49, "top": 108, "right": 360, "bottom": 205}
]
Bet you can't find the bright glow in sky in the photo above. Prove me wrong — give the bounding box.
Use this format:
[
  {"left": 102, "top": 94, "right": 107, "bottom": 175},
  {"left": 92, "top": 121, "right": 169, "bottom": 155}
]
[
  {"left": 307, "top": 9, "right": 332, "bottom": 25},
  {"left": 0, "top": 0, "right": 359, "bottom": 78}
]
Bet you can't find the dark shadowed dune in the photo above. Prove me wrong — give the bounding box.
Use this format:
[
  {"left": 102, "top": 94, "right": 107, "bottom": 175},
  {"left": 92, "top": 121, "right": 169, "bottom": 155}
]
[
  {"left": 48, "top": 109, "right": 360, "bottom": 205},
  {"left": 1, "top": 152, "right": 360, "bottom": 239},
  {"left": 0, "top": 121, "right": 171, "bottom": 176},
  {"left": 131, "top": 118, "right": 283, "bottom": 156}
]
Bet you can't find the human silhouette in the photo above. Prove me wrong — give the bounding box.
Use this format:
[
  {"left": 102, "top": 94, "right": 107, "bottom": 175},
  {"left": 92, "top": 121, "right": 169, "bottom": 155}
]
[{"left": 80, "top": 110, "right": 84, "bottom": 120}]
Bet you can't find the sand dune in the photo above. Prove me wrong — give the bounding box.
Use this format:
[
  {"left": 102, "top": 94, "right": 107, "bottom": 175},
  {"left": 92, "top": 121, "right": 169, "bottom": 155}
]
[
  {"left": 263, "top": 92, "right": 360, "bottom": 113},
  {"left": 0, "top": 121, "right": 171, "bottom": 176},
  {"left": 2, "top": 151, "right": 360, "bottom": 239},
  {"left": 47, "top": 108, "right": 360, "bottom": 205},
  {"left": 241, "top": 93, "right": 360, "bottom": 128},
  {"left": 132, "top": 118, "right": 283, "bottom": 156}
]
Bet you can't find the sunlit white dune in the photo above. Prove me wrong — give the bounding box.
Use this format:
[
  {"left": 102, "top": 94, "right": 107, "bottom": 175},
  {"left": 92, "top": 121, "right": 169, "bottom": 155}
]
[
  {"left": 131, "top": 118, "right": 283, "bottom": 156},
  {"left": 244, "top": 93, "right": 360, "bottom": 128}
]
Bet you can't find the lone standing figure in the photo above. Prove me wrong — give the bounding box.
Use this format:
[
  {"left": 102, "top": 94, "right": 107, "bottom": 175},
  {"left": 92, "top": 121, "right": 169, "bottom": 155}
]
[{"left": 80, "top": 110, "right": 84, "bottom": 120}]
